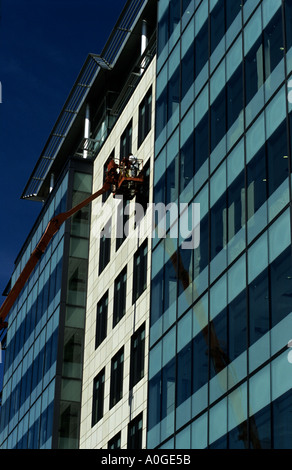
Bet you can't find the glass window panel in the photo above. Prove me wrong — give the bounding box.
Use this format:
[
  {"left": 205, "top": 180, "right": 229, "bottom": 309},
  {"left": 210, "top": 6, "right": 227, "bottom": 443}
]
[
  {"left": 246, "top": 113, "right": 265, "bottom": 164},
  {"left": 195, "top": 21, "right": 208, "bottom": 78},
  {"left": 268, "top": 209, "right": 291, "bottom": 264},
  {"left": 169, "top": 0, "right": 180, "bottom": 38},
  {"left": 177, "top": 344, "right": 192, "bottom": 407},
  {"left": 210, "top": 0, "right": 225, "bottom": 55},
  {"left": 245, "top": 37, "right": 264, "bottom": 107},
  {"left": 228, "top": 289, "right": 247, "bottom": 362},
  {"left": 210, "top": 274, "right": 227, "bottom": 320},
  {"left": 176, "top": 425, "right": 191, "bottom": 449},
  {"left": 209, "top": 307, "right": 228, "bottom": 382},
  {"left": 149, "top": 342, "right": 162, "bottom": 380},
  {"left": 249, "top": 404, "right": 272, "bottom": 449},
  {"left": 270, "top": 247, "right": 292, "bottom": 328},
  {"left": 227, "top": 139, "right": 244, "bottom": 186},
  {"left": 227, "top": 65, "right": 243, "bottom": 131},
  {"left": 267, "top": 121, "right": 289, "bottom": 197},
  {"left": 211, "top": 88, "right": 226, "bottom": 152},
  {"left": 228, "top": 254, "right": 246, "bottom": 303},
  {"left": 181, "top": 41, "right": 194, "bottom": 100},
  {"left": 73, "top": 172, "right": 92, "bottom": 193},
  {"left": 210, "top": 60, "right": 226, "bottom": 105},
  {"left": 244, "top": 5, "right": 262, "bottom": 55},
  {"left": 194, "top": 113, "right": 208, "bottom": 174},
  {"left": 263, "top": 9, "right": 285, "bottom": 79},
  {"left": 162, "top": 326, "right": 176, "bottom": 367},
  {"left": 192, "top": 326, "right": 208, "bottom": 393},
  {"left": 262, "top": 0, "right": 282, "bottom": 29},
  {"left": 192, "top": 413, "right": 208, "bottom": 449},
  {"left": 227, "top": 382, "right": 248, "bottom": 449},
  {"left": 69, "top": 238, "right": 89, "bottom": 259},
  {"left": 248, "top": 231, "right": 268, "bottom": 283},
  {"left": 249, "top": 365, "right": 271, "bottom": 417},
  {"left": 210, "top": 193, "right": 227, "bottom": 261},
  {"left": 226, "top": 0, "right": 242, "bottom": 30},
  {"left": 209, "top": 398, "right": 227, "bottom": 445},
  {"left": 227, "top": 36, "right": 243, "bottom": 81},
  {"left": 272, "top": 390, "right": 292, "bottom": 449},
  {"left": 249, "top": 267, "right": 270, "bottom": 346},
  {"left": 161, "top": 358, "right": 175, "bottom": 423},
  {"left": 265, "top": 86, "right": 286, "bottom": 140},
  {"left": 246, "top": 147, "right": 267, "bottom": 223},
  {"left": 285, "top": 0, "right": 292, "bottom": 50},
  {"left": 177, "top": 310, "right": 192, "bottom": 352}
]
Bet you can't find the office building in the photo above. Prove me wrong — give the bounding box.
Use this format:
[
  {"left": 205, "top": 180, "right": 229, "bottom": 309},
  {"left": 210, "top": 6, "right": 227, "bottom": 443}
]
[
  {"left": 0, "top": 0, "right": 156, "bottom": 449},
  {"left": 1, "top": 0, "right": 292, "bottom": 451},
  {"left": 148, "top": 0, "right": 292, "bottom": 449}
]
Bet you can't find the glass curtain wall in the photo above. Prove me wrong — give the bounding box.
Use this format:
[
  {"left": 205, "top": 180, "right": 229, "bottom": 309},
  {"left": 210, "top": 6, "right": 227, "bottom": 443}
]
[{"left": 148, "top": 0, "right": 292, "bottom": 449}]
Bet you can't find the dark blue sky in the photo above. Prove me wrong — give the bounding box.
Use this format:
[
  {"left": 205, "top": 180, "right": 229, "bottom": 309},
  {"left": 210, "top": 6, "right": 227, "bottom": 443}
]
[
  {"left": 0, "top": 0, "right": 125, "bottom": 302},
  {"left": 0, "top": 0, "right": 125, "bottom": 387}
]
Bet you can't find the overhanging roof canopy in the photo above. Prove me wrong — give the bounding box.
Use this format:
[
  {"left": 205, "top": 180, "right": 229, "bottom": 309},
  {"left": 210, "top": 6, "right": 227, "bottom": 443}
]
[{"left": 21, "top": 0, "right": 149, "bottom": 201}]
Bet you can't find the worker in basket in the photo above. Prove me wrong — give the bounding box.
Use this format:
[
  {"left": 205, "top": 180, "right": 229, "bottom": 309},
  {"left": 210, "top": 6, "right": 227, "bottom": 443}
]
[{"left": 128, "top": 153, "right": 139, "bottom": 177}]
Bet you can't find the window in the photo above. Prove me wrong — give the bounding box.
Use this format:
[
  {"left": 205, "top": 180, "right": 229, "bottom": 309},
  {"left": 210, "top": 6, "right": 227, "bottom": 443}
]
[
  {"left": 225, "top": 0, "right": 242, "bottom": 29},
  {"left": 210, "top": 0, "right": 225, "bottom": 54},
  {"left": 99, "top": 219, "right": 111, "bottom": 274},
  {"left": 168, "top": 65, "right": 180, "bottom": 121},
  {"left": 211, "top": 88, "right": 226, "bottom": 152},
  {"left": 95, "top": 291, "right": 108, "bottom": 349},
  {"left": 247, "top": 147, "right": 267, "bottom": 220},
  {"left": 181, "top": 42, "right": 194, "bottom": 100},
  {"left": 108, "top": 432, "right": 121, "bottom": 449},
  {"left": 103, "top": 150, "right": 114, "bottom": 203},
  {"left": 133, "top": 240, "right": 148, "bottom": 303},
  {"left": 138, "top": 87, "right": 152, "bottom": 147},
  {"left": 285, "top": 0, "right": 292, "bottom": 50},
  {"left": 156, "top": 86, "right": 167, "bottom": 137},
  {"left": 227, "top": 65, "right": 243, "bottom": 130},
  {"left": 67, "top": 258, "right": 88, "bottom": 306},
  {"left": 130, "top": 323, "right": 145, "bottom": 389},
  {"left": 92, "top": 368, "right": 105, "bottom": 426},
  {"left": 195, "top": 21, "right": 208, "bottom": 77},
  {"left": 120, "top": 120, "right": 132, "bottom": 159},
  {"left": 110, "top": 347, "right": 124, "bottom": 408},
  {"left": 113, "top": 266, "right": 127, "bottom": 327},
  {"left": 263, "top": 9, "right": 284, "bottom": 79},
  {"left": 128, "top": 413, "right": 143, "bottom": 449},
  {"left": 116, "top": 197, "right": 129, "bottom": 251},
  {"left": 245, "top": 37, "right": 264, "bottom": 105},
  {"left": 135, "top": 159, "right": 150, "bottom": 217}
]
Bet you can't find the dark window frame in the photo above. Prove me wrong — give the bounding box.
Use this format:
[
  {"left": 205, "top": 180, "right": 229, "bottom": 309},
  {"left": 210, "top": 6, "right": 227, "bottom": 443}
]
[
  {"left": 99, "top": 219, "right": 111, "bottom": 275},
  {"left": 110, "top": 347, "right": 124, "bottom": 409},
  {"left": 95, "top": 291, "right": 108, "bottom": 349},
  {"left": 92, "top": 368, "right": 105, "bottom": 427},
  {"left": 120, "top": 120, "right": 133, "bottom": 159},
  {"left": 127, "top": 412, "right": 143, "bottom": 449},
  {"left": 133, "top": 240, "right": 148, "bottom": 303},
  {"left": 108, "top": 431, "right": 121, "bottom": 449},
  {"left": 113, "top": 266, "right": 127, "bottom": 327},
  {"left": 138, "top": 86, "right": 152, "bottom": 147},
  {"left": 130, "top": 323, "right": 146, "bottom": 389}
]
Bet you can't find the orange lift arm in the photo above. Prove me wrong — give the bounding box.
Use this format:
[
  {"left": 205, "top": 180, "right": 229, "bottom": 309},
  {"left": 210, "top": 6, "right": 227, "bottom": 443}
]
[
  {"left": 0, "top": 156, "right": 144, "bottom": 330},
  {"left": 0, "top": 181, "right": 111, "bottom": 330}
]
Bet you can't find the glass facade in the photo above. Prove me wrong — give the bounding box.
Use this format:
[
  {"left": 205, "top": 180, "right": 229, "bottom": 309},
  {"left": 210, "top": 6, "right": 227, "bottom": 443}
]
[
  {"left": 0, "top": 171, "right": 67, "bottom": 449},
  {"left": 0, "top": 160, "right": 93, "bottom": 449},
  {"left": 148, "top": 0, "right": 292, "bottom": 449}
]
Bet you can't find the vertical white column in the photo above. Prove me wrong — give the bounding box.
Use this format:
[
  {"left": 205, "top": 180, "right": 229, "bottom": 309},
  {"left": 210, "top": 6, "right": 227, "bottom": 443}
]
[
  {"left": 140, "top": 20, "right": 148, "bottom": 74},
  {"left": 49, "top": 173, "right": 55, "bottom": 193},
  {"left": 83, "top": 103, "right": 91, "bottom": 159}
]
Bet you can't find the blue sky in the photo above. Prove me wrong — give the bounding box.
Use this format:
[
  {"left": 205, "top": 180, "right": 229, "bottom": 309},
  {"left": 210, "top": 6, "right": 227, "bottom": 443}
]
[
  {"left": 0, "top": 0, "right": 125, "bottom": 386},
  {"left": 0, "top": 0, "right": 125, "bottom": 300}
]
